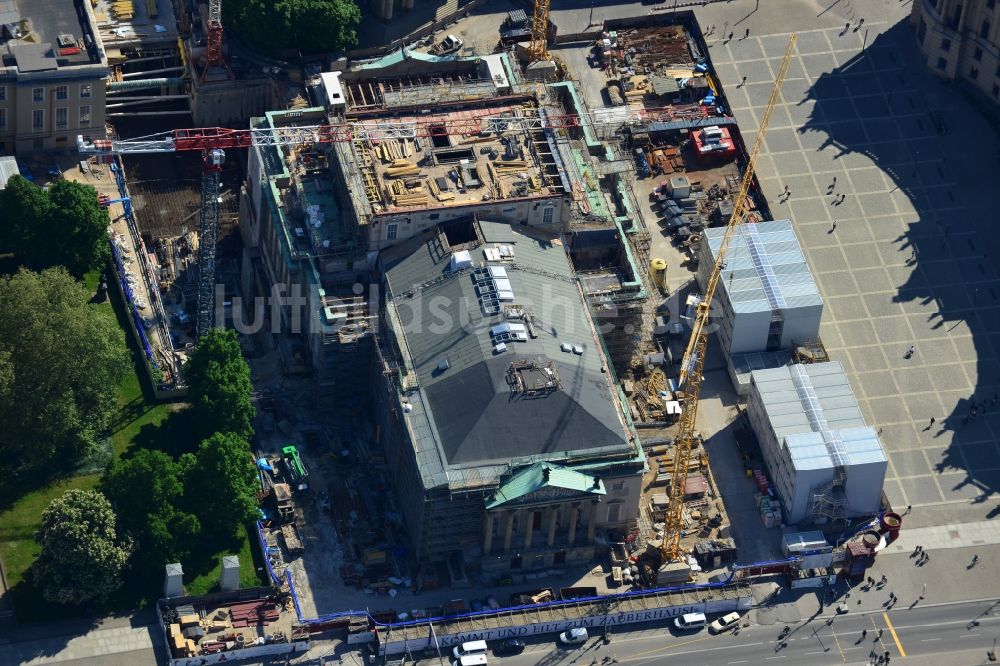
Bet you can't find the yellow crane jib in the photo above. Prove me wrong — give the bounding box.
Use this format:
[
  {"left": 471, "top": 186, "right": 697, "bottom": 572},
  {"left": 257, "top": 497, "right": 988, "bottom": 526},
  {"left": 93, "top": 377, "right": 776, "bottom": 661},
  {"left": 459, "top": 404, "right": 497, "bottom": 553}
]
[{"left": 659, "top": 34, "right": 798, "bottom": 566}]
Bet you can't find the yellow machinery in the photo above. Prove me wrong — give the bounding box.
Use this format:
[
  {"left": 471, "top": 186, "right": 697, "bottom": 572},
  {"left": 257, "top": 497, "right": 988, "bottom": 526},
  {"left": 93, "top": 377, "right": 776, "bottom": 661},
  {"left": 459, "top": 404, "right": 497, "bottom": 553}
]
[
  {"left": 659, "top": 34, "right": 799, "bottom": 565},
  {"left": 649, "top": 257, "right": 668, "bottom": 294},
  {"left": 528, "top": 0, "right": 550, "bottom": 61}
]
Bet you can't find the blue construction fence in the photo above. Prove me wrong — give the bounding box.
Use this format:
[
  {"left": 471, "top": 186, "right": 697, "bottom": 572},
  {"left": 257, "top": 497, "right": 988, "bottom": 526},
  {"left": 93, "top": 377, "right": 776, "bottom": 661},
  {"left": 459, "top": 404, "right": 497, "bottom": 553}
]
[
  {"left": 272, "top": 545, "right": 796, "bottom": 630},
  {"left": 108, "top": 161, "right": 156, "bottom": 368}
]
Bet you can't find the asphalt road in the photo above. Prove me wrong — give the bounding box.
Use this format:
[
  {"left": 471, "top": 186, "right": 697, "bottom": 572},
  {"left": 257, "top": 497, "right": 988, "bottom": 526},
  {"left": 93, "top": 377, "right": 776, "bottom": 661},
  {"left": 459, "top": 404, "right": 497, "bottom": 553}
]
[{"left": 410, "top": 598, "right": 1000, "bottom": 666}]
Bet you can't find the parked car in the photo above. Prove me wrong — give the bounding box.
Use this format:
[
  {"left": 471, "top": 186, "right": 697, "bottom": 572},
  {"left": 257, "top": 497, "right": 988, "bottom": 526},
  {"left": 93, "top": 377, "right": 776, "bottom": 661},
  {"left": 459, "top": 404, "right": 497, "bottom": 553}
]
[
  {"left": 559, "top": 627, "right": 588, "bottom": 645},
  {"left": 673, "top": 612, "right": 707, "bottom": 631},
  {"left": 494, "top": 638, "right": 526, "bottom": 655},
  {"left": 709, "top": 612, "right": 741, "bottom": 634}
]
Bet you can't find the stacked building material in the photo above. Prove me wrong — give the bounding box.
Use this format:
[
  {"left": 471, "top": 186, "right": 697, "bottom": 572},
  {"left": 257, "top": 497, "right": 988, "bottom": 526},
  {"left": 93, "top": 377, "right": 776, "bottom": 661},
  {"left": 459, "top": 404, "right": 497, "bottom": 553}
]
[{"left": 228, "top": 601, "right": 280, "bottom": 628}]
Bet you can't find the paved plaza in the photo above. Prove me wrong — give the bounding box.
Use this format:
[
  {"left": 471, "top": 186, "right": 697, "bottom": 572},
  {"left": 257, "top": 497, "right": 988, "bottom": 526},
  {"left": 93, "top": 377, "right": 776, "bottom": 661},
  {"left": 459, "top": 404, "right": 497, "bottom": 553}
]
[{"left": 703, "top": 7, "right": 1000, "bottom": 532}]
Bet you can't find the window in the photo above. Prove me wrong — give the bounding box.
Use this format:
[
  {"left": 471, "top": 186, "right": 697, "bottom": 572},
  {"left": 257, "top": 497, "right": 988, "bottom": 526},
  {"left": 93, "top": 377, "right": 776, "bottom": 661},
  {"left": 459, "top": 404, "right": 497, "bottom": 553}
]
[
  {"left": 607, "top": 504, "right": 621, "bottom": 522},
  {"left": 55, "top": 107, "right": 68, "bottom": 128},
  {"left": 940, "top": 38, "right": 951, "bottom": 52},
  {"left": 974, "top": 47, "right": 983, "bottom": 61},
  {"left": 0, "top": 108, "right": 5, "bottom": 130},
  {"left": 937, "top": 57, "right": 947, "bottom": 71},
  {"left": 32, "top": 108, "right": 44, "bottom": 130},
  {"left": 0, "top": 85, "right": 5, "bottom": 101},
  {"left": 79, "top": 105, "right": 91, "bottom": 127},
  {"left": 32, "top": 87, "right": 44, "bottom": 102},
  {"left": 542, "top": 206, "right": 554, "bottom": 225},
  {"left": 982, "top": 20, "right": 991, "bottom": 39},
  {"left": 80, "top": 83, "right": 91, "bottom": 99},
  {"left": 54, "top": 85, "right": 68, "bottom": 100},
  {"left": 386, "top": 223, "right": 397, "bottom": 240},
  {"left": 971, "top": 66, "right": 980, "bottom": 80}
]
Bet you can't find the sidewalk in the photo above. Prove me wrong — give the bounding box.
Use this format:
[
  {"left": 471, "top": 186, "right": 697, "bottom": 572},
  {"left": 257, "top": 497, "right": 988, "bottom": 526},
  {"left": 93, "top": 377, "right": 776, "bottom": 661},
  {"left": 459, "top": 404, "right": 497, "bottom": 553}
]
[{"left": 0, "top": 624, "right": 161, "bottom": 666}]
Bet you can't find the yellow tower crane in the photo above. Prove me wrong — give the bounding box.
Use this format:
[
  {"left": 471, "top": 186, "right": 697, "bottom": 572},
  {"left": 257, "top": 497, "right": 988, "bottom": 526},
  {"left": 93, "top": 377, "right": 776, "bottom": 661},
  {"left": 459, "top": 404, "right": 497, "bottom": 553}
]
[
  {"left": 659, "top": 33, "right": 799, "bottom": 566},
  {"left": 528, "top": 0, "right": 550, "bottom": 61}
]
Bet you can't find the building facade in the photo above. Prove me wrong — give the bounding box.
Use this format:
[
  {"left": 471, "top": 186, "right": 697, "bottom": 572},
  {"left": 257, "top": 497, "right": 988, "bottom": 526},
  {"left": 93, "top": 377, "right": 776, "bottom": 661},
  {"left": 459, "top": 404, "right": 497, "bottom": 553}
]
[
  {"left": 910, "top": 0, "right": 1000, "bottom": 103},
  {"left": 746, "top": 362, "right": 888, "bottom": 525},
  {"left": 0, "top": 0, "right": 108, "bottom": 153}
]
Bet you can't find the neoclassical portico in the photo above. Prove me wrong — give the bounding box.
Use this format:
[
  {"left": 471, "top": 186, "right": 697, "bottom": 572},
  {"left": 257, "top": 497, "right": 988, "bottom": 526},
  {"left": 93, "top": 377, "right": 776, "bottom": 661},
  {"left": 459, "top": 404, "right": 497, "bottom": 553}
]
[{"left": 482, "top": 463, "right": 605, "bottom": 572}]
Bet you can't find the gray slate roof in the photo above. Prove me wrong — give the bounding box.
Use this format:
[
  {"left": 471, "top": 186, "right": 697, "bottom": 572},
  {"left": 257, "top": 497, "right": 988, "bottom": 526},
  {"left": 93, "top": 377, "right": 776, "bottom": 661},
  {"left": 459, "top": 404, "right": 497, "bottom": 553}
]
[
  {"left": 382, "top": 221, "right": 631, "bottom": 487},
  {"left": 704, "top": 219, "right": 822, "bottom": 314}
]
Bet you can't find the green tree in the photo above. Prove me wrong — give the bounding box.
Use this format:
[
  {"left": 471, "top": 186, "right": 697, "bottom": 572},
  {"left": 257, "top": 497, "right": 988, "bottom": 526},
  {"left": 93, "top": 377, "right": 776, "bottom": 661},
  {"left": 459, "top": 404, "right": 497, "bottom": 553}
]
[
  {"left": 32, "top": 489, "right": 133, "bottom": 605},
  {"left": 225, "top": 0, "right": 361, "bottom": 55},
  {"left": 0, "top": 268, "right": 129, "bottom": 481},
  {"left": 101, "top": 449, "right": 201, "bottom": 566},
  {"left": 185, "top": 433, "right": 259, "bottom": 536},
  {"left": 184, "top": 328, "right": 255, "bottom": 440},
  {"left": 0, "top": 177, "right": 110, "bottom": 277}
]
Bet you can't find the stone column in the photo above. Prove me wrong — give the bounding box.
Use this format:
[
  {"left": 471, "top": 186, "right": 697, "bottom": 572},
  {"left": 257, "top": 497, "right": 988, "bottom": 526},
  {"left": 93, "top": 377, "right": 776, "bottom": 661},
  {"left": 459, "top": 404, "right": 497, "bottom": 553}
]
[
  {"left": 483, "top": 512, "right": 495, "bottom": 554},
  {"left": 586, "top": 502, "right": 598, "bottom": 542},
  {"left": 567, "top": 504, "right": 579, "bottom": 545},
  {"left": 502, "top": 510, "right": 515, "bottom": 552},
  {"left": 546, "top": 506, "right": 559, "bottom": 546},
  {"left": 524, "top": 509, "right": 534, "bottom": 550}
]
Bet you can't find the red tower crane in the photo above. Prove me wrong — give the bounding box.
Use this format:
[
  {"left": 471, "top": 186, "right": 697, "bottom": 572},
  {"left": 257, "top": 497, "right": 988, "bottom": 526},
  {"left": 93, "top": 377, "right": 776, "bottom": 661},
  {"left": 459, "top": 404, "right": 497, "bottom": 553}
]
[{"left": 78, "top": 103, "right": 728, "bottom": 336}]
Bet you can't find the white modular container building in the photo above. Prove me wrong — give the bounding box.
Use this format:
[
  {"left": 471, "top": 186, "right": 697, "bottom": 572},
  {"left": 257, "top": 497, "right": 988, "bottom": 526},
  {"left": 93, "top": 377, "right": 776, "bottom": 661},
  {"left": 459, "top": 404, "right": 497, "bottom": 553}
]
[
  {"left": 746, "top": 362, "right": 887, "bottom": 525},
  {"left": 697, "top": 220, "right": 823, "bottom": 357}
]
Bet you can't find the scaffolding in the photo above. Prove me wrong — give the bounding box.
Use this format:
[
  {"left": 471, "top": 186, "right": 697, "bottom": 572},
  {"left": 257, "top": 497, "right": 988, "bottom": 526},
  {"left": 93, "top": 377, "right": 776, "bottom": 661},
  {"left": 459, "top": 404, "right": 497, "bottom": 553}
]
[{"left": 807, "top": 466, "right": 850, "bottom": 523}]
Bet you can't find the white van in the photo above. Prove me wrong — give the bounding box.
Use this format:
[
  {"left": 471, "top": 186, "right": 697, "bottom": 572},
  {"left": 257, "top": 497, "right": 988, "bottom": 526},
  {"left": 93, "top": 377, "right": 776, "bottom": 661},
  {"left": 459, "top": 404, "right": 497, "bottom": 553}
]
[
  {"left": 451, "top": 655, "right": 488, "bottom": 666},
  {"left": 674, "top": 612, "right": 707, "bottom": 631},
  {"left": 452, "top": 640, "right": 488, "bottom": 659}
]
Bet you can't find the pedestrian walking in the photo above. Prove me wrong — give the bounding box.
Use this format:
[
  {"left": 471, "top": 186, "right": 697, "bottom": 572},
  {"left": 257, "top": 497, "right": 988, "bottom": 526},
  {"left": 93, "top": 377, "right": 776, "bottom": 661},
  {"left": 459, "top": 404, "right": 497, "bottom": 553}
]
[
  {"left": 831, "top": 221, "right": 837, "bottom": 232},
  {"left": 862, "top": 629, "right": 868, "bottom": 639},
  {"left": 920, "top": 583, "right": 926, "bottom": 599},
  {"left": 877, "top": 427, "right": 883, "bottom": 436},
  {"left": 783, "top": 184, "right": 790, "bottom": 195},
  {"left": 744, "top": 28, "right": 750, "bottom": 39},
  {"left": 727, "top": 31, "right": 734, "bottom": 42},
  {"left": 845, "top": 22, "right": 850, "bottom": 33},
  {"left": 740, "top": 75, "right": 748, "bottom": 87},
  {"left": 972, "top": 554, "right": 979, "bottom": 567},
  {"left": 878, "top": 629, "right": 884, "bottom": 639},
  {"left": 881, "top": 574, "right": 887, "bottom": 584},
  {"left": 868, "top": 576, "right": 875, "bottom": 585},
  {"left": 905, "top": 504, "right": 913, "bottom": 515}
]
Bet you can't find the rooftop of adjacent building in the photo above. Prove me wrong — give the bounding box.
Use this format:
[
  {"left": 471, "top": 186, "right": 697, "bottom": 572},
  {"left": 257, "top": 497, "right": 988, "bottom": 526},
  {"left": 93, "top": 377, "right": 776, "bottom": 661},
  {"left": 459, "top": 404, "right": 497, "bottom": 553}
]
[
  {"left": 750, "top": 361, "right": 886, "bottom": 471},
  {"left": 703, "top": 219, "right": 823, "bottom": 314},
  {"left": 380, "top": 218, "right": 636, "bottom": 490},
  {"left": 0, "top": 0, "right": 103, "bottom": 71},
  {"left": 345, "top": 100, "right": 567, "bottom": 218},
  {"left": 252, "top": 109, "right": 361, "bottom": 262}
]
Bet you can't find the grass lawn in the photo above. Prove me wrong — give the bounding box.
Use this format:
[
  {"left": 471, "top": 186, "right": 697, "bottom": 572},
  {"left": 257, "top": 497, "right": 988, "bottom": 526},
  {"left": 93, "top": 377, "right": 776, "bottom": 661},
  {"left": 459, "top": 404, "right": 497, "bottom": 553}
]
[
  {"left": 184, "top": 524, "right": 270, "bottom": 596},
  {"left": 0, "top": 267, "right": 266, "bottom": 622}
]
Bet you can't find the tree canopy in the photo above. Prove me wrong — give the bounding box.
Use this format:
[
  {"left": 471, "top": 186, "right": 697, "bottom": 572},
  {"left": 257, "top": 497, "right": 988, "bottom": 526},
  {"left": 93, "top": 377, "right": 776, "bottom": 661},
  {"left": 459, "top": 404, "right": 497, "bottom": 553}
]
[
  {"left": 0, "top": 177, "right": 111, "bottom": 278},
  {"left": 0, "top": 268, "right": 129, "bottom": 482},
  {"left": 185, "top": 328, "right": 255, "bottom": 440},
  {"left": 225, "top": 0, "right": 361, "bottom": 55},
  {"left": 101, "top": 449, "right": 201, "bottom": 567},
  {"left": 185, "top": 432, "right": 259, "bottom": 536},
  {"left": 32, "top": 489, "right": 133, "bottom": 605}
]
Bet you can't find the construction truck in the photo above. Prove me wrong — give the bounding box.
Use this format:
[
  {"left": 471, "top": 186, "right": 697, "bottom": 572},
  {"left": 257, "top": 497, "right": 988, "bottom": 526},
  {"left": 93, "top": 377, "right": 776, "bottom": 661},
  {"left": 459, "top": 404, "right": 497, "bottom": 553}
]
[{"left": 281, "top": 445, "right": 308, "bottom": 490}]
